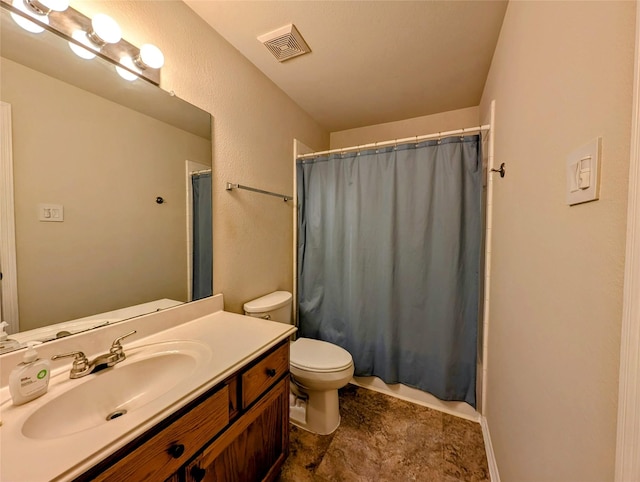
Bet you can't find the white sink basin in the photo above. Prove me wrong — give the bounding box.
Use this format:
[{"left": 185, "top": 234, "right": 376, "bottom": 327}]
[{"left": 21, "top": 340, "right": 211, "bottom": 440}]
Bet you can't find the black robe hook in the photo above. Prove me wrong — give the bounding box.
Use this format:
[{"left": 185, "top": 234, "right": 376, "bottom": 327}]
[{"left": 491, "top": 163, "right": 506, "bottom": 178}]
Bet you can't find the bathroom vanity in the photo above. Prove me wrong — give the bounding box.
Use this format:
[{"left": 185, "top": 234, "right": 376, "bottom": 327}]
[
  {"left": 82, "top": 341, "right": 290, "bottom": 482},
  {"left": 0, "top": 295, "right": 296, "bottom": 481}
]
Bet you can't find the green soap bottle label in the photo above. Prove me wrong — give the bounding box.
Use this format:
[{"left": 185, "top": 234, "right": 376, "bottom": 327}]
[{"left": 37, "top": 369, "right": 48, "bottom": 379}]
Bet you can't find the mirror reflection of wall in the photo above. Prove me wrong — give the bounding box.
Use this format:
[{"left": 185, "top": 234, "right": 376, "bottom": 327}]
[
  {"left": 1, "top": 52, "right": 212, "bottom": 336},
  {"left": 2, "top": 57, "right": 211, "bottom": 331}
]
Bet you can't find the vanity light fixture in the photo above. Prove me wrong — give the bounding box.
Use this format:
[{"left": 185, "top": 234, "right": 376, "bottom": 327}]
[{"left": 2, "top": 0, "right": 164, "bottom": 85}]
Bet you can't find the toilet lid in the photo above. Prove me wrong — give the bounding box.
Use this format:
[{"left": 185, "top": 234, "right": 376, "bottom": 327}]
[
  {"left": 243, "top": 291, "right": 292, "bottom": 314},
  {"left": 290, "top": 337, "right": 353, "bottom": 373}
]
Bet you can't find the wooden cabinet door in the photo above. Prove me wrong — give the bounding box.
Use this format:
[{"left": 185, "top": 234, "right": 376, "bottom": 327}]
[{"left": 186, "top": 377, "right": 289, "bottom": 482}]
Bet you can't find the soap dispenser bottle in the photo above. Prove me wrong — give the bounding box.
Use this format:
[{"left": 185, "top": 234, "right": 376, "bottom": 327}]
[
  {"left": 9, "top": 342, "right": 50, "bottom": 405},
  {"left": 0, "top": 321, "right": 20, "bottom": 351}
]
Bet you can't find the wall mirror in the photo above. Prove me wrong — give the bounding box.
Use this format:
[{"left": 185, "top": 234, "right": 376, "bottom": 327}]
[{"left": 0, "top": 3, "right": 213, "bottom": 352}]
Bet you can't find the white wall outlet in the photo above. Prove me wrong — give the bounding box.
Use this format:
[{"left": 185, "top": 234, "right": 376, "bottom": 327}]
[
  {"left": 566, "top": 137, "right": 601, "bottom": 206},
  {"left": 38, "top": 203, "right": 64, "bottom": 222}
]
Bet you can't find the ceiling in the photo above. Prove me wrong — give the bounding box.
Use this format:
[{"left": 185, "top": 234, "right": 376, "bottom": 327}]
[{"left": 185, "top": 1, "right": 508, "bottom": 133}]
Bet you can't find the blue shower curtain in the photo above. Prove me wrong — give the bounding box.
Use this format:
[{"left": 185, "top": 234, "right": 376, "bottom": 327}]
[
  {"left": 192, "top": 172, "right": 212, "bottom": 300},
  {"left": 297, "top": 136, "right": 482, "bottom": 406}
]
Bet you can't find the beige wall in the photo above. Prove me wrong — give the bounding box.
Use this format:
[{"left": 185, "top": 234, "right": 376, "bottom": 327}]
[
  {"left": 1, "top": 57, "right": 211, "bottom": 330},
  {"left": 330, "top": 106, "right": 479, "bottom": 149},
  {"left": 70, "top": 1, "right": 329, "bottom": 314},
  {"left": 480, "top": 1, "right": 634, "bottom": 480}
]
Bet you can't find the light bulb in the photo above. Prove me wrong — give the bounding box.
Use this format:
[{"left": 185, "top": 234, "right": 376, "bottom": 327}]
[
  {"left": 88, "top": 13, "right": 121, "bottom": 45},
  {"left": 68, "top": 30, "right": 96, "bottom": 60},
  {"left": 115, "top": 56, "right": 139, "bottom": 82},
  {"left": 10, "top": 0, "right": 48, "bottom": 33},
  {"left": 135, "top": 44, "right": 164, "bottom": 69}
]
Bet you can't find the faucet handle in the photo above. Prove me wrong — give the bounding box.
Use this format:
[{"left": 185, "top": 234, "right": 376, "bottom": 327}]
[
  {"left": 51, "top": 351, "right": 90, "bottom": 378},
  {"left": 111, "top": 330, "right": 136, "bottom": 347},
  {"left": 109, "top": 330, "right": 137, "bottom": 357}
]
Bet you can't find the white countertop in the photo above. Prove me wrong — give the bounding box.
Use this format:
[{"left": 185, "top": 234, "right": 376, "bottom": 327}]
[{"left": 0, "top": 302, "right": 296, "bottom": 481}]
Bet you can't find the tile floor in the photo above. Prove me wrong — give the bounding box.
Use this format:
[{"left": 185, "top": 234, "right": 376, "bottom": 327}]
[{"left": 277, "top": 384, "right": 489, "bottom": 482}]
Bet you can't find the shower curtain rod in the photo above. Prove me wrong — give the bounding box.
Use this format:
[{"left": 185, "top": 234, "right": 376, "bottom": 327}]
[
  {"left": 191, "top": 169, "right": 211, "bottom": 175},
  {"left": 297, "top": 124, "right": 491, "bottom": 160}
]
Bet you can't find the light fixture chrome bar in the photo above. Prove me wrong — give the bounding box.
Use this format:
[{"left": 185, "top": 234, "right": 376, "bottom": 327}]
[
  {"left": 226, "top": 182, "right": 293, "bottom": 202},
  {"left": 0, "top": 0, "right": 161, "bottom": 85},
  {"left": 25, "top": 0, "right": 56, "bottom": 15}
]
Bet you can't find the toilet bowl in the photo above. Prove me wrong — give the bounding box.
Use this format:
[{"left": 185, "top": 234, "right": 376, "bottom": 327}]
[
  {"left": 289, "top": 337, "right": 354, "bottom": 434},
  {"left": 243, "top": 291, "right": 354, "bottom": 435}
]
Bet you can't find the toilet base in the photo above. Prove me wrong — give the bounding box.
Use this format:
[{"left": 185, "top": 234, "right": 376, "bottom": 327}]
[{"left": 289, "top": 386, "right": 341, "bottom": 435}]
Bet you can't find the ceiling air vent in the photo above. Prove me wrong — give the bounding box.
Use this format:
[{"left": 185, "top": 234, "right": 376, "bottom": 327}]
[{"left": 258, "top": 24, "right": 311, "bottom": 62}]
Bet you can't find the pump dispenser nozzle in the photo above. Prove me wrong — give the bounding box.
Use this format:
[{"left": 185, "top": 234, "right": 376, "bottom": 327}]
[
  {"left": 0, "top": 321, "right": 20, "bottom": 351},
  {"left": 23, "top": 342, "right": 40, "bottom": 363},
  {"left": 0, "top": 321, "right": 10, "bottom": 340}
]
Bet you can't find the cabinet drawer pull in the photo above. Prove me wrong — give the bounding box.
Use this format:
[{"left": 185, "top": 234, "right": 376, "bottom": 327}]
[
  {"left": 266, "top": 368, "right": 277, "bottom": 377},
  {"left": 168, "top": 443, "right": 185, "bottom": 458},
  {"left": 191, "top": 465, "right": 206, "bottom": 481}
]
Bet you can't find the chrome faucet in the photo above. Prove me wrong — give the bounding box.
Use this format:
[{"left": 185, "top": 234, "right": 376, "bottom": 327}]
[{"left": 52, "top": 330, "right": 137, "bottom": 379}]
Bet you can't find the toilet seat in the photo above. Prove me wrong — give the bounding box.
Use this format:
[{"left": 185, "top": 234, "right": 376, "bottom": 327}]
[{"left": 290, "top": 337, "right": 353, "bottom": 373}]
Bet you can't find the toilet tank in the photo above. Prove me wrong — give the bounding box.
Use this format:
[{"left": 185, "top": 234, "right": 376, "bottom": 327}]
[{"left": 243, "top": 291, "right": 292, "bottom": 324}]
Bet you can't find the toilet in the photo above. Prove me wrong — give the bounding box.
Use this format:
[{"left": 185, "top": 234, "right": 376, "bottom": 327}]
[{"left": 243, "top": 291, "right": 354, "bottom": 435}]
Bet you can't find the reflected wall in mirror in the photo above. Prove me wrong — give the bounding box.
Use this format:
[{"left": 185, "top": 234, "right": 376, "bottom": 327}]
[{"left": 0, "top": 4, "right": 213, "bottom": 350}]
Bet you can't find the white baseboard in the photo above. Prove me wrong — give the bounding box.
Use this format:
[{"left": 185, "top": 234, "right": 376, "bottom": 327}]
[{"left": 481, "top": 416, "right": 501, "bottom": 482}]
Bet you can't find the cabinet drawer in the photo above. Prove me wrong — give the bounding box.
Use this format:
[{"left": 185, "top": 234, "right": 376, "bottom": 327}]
[
  {"left": 93, "top": 386, "right": 229, "bottom": 482},
  {"left": 242, "top": 342, "right": 289, "bottom": 408}
]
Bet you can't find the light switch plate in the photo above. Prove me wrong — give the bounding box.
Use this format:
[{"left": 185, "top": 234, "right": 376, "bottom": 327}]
[
  {"left": 38, "top": 203, "right": 64, "bottom": 222},
  {"left": 566, "top": 137, "right": 601, "bottom": 206}
]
